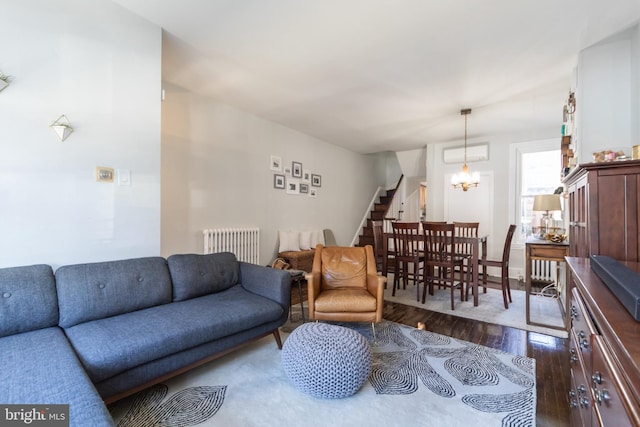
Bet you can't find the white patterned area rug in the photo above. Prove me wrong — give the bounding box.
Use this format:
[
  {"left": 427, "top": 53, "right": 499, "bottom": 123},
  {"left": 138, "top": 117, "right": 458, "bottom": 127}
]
[
  {"left": 385, "top": 282, "right": 568, "bottom": 339},
  {"left": 109, "top": 320, "right": 536, "bottom": 427}
]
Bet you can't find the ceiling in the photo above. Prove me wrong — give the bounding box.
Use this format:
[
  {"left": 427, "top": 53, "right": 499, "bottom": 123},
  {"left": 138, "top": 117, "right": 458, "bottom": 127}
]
[{"left": 113, "top": 0, "right": 640, "bottom": 154}]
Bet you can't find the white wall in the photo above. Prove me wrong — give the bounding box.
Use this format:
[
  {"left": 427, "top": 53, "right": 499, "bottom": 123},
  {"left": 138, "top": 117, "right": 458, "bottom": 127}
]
[
  {"left": 161, "top": 83, "right": 384, "bottom": 264},
  {"left": 576, "top": 24, "right": 639, "bottom": 162},
  {"left": 0, "top": 0, "right": 162, "bottom": 269}
]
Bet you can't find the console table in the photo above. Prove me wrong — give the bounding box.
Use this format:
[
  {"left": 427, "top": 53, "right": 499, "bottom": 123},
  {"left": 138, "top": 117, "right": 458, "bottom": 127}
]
[{"left": 525, "top": 237, "right": 570, "bottom": 330}]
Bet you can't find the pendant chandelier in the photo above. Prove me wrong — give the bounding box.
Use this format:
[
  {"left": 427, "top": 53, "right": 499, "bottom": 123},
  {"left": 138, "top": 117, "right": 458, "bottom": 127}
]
[{"left": 451, "top": 108, "right": 479, "bottom": 191}]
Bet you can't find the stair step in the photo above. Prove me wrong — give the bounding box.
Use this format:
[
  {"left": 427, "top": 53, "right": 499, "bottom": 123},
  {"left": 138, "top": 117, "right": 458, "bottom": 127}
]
[
  {"left": 361, "top": 228, "right": 374, "bottom": 237},
  {"left": 358, "top": 236, "right": 374, "bottom": 246},
  {"left": 370, "top": 211, "right": 385, "bottom": 220}
]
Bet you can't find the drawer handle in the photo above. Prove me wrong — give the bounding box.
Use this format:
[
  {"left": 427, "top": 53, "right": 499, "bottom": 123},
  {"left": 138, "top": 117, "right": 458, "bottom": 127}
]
[
  {"left": 578, "top": 331, "right": 589, "bottom": 349},
  {"left": 569, "top": 349, "right": 578, "bottom": 363},
  {"left": 568, "top": 390, "right": 578, "bottom": 409},
  {"left": 577, "top": 385, "right": 587, "bottom": 394},
  {"left": 592, "top": 372, "right": 602, "bottom": 385},
  {"left": 579, "top": 396, "right": 590, "bottom": 408},
  {"left": 595, "top": 389, "right": 611, "bottom": 406}
]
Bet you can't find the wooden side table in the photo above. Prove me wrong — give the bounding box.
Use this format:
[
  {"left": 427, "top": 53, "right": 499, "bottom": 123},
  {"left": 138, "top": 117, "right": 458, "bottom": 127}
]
[{"left": 525, "top": 237, "right": 570, "bottom": 330}]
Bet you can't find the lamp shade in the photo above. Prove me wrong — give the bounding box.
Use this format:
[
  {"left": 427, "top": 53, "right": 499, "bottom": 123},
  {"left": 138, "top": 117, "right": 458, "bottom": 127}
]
[{"left": 533, "top": 194, "right": 561, "bottom": 212}]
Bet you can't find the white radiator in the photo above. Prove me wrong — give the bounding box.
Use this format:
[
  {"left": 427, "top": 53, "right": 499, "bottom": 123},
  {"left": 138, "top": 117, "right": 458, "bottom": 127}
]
[
  {"left": 203, "top": 227, "right": 260, "bottom": 264},
  {"left": 531, "top": 259, "right": 555, "bottom": 283}
]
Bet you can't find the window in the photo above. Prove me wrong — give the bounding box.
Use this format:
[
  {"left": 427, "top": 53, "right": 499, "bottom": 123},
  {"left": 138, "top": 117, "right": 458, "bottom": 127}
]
[{"left": 509, "top": 139, "right": 562, "bottom": 246}]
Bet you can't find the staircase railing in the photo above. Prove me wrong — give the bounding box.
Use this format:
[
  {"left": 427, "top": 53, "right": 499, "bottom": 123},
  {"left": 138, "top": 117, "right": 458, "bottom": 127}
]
[
  {"left": 350, "top": 186, "right": 386, "bottom": 246},
  {"left": 349, "top": 175, "right": 404, "bottom": 246}
]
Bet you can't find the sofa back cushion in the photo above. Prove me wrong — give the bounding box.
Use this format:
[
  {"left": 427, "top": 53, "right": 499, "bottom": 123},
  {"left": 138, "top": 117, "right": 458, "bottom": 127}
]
[
  {"left": 0, "top": 264, "right": 58, "bottom": 337},
  {"left": 56, "top": 257, "right": 172, "bottom": 328},
  {"left": 167, "top": 252, "right": 239, "bottom": 301}
]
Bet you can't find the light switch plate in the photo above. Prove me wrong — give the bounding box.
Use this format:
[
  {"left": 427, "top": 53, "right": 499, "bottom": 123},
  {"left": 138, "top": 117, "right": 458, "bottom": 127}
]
[
  {"left": 95, "top": 166, "right": 114, "bottom": 183},
  {"left": 117, "top": 169, "right": 131, "bottom": 186}
]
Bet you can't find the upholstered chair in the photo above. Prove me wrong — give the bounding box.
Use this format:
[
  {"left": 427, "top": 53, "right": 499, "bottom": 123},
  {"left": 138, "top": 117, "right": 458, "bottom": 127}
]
[{"left": 306, "top": 245, "right": 385, "bottom": 330}]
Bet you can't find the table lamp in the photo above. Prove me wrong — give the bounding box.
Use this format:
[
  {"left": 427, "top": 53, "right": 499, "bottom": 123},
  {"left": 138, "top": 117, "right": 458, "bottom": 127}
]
[{"left": 533, "top": 194, "right": 562, "bottom": 238}]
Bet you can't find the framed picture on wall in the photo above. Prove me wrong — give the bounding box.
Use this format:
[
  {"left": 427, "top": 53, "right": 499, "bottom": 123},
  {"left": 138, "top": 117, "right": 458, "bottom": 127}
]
[
  {"left": 300, "top": 183, "right": 309, "bottom": 194},
  {"left": 311, "top": 174, "right": 322, "bottom": 187},
  {"left": 292, "top": 161, "right": 303, "bottom": 178},
  {"left": 309, "top": 188, "right": 318, "bottom": 197},
  {"left": 302, "top": 170, "right": 311, "bottom": 182},
  {"left": 274, "top": 174, "right": 285, "bottom": 189},
  {"left": 270, "top": 155, "right": 282, "bottom": 172},
  {"left": 286, "top": 178, "right": 300, "bottom": 195}
]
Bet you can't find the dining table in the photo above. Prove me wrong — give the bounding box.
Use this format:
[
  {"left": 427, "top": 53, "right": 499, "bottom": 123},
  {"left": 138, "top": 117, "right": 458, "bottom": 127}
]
[{"left": 383, "top": 231, "right": 487, "bottom": 306}]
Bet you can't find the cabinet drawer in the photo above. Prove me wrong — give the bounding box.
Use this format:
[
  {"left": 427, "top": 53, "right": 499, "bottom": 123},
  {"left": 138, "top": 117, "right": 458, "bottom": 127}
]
[
  {"left": 529, "top": 245, "right": 567, "bottom": 260},
  {"left": 569, "top": 335, "right": 592, "bottom": 425},
  {"left": 570, "top": 288, "right": 596, "bottom": 374},
  {"left": 591, "top": 336, "right": 635, "bottom": 427}
]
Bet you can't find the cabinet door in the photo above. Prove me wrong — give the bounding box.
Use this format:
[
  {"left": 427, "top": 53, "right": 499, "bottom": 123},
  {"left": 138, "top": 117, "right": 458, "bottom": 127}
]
[
  {"left": 593, "top": 171, "right": 639, "bottom": 261},
  {"left": 568, "top": 174, "right": 589, "bottom": 258}
]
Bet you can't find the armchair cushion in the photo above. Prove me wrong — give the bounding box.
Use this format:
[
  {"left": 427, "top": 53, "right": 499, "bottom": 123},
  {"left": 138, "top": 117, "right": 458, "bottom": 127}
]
[
  {"left": 314, "top": 289, "right": 377, "bottom": 312},
  {"left": 321, "top": 246, "right": 367, "bottom": 289}
]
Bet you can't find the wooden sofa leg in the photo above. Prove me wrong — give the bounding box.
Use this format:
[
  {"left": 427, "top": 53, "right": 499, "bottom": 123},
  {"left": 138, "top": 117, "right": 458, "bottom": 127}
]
[{"left": 273, "top": 329, "right": 283, "bottom": 349}]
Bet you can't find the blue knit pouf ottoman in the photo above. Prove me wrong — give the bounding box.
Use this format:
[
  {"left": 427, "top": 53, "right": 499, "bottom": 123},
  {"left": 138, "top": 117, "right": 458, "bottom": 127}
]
[{"left": 282, "top": 322, "right": 372, "bottom": 399}]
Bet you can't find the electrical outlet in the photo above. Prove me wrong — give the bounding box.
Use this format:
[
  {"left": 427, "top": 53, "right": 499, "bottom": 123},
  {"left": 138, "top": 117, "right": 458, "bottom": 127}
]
[{"left": 95, "top": 166, "right": 114, "bottom": 183}]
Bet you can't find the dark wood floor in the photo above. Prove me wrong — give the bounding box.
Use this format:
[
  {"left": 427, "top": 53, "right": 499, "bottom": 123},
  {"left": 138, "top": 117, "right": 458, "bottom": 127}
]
[{"left": 292, "top": 282, "right": 571, "bottom": 427}]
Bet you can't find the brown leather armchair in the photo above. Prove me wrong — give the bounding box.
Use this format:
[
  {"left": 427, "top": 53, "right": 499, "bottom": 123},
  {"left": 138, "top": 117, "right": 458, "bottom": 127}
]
[{"left": 305, "top": 244, "right": 385, "bottom": 325}]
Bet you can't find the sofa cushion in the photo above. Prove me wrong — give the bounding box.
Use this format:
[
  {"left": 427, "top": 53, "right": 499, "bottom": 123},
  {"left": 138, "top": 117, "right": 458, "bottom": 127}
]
[
  {"left": 0, "top": 264, "right": 58, "bottom": 337},
  {"left": 0, "top": 327, "right": 113, "bottom": 426},
  {"left": 56, "top": 257, "right": 172, "bottom": 328},
  {"left": 63, "top": 285, "right": 284, "bottom": 383},
  {"left": 167, "top": 252, "right": 239, "bottom": 302}
]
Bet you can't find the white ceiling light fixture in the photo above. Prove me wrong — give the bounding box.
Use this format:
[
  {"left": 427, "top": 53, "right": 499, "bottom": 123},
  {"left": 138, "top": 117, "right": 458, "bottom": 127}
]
[{"left": 451, "top": 108, "right": 479, "bottom": 192}]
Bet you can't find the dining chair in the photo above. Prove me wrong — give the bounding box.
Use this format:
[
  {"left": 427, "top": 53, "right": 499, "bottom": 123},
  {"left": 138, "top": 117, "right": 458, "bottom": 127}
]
[
  {"left": 473, "top": 224, "right": 517, "bottom": 309},
  {"left": 372, "top": 220, "right": 394, "bottom": 283},
  {"left": 422, "top": 223, "right": 467, "bottom": 310},
  {"left": 391, "top": 222, "right": 424, "bottom": 301},
  {"left": 453, "top": 221, "right": 482, "bottom": 291}
]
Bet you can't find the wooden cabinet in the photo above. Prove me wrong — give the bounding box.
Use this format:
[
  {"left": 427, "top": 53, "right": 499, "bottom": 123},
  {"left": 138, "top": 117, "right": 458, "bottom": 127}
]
[
  {"left": 564, "top": 160, "right": 640, "bottom": 261},
  {"left": 567, "top": 257, "right": 640, "bottom": 426}
]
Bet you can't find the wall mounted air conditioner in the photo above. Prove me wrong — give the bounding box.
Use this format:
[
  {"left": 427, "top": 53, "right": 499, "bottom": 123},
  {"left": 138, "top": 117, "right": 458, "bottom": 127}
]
[{"left": 443, "top": 143, "right": 489, "bottom": 164}]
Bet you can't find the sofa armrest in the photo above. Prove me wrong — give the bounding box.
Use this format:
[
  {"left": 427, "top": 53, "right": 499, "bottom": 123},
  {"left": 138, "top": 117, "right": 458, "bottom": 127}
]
[{"left": 239, "top": 262, "right": 291, "bottom": 309}]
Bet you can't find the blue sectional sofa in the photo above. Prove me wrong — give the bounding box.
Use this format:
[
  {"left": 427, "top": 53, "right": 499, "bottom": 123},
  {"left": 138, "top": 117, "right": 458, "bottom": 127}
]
[{"left": 0, "top": 253, "right": 290, "bottom": 427}]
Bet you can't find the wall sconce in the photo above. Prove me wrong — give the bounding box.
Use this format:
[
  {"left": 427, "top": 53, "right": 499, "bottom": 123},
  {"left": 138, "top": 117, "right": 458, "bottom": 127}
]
[
  {"left": 0, "top": 71, "right": 11, "bottom": 93},
  {"left": 50, "top": 115, "right": 74, "bottom": 141}
]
